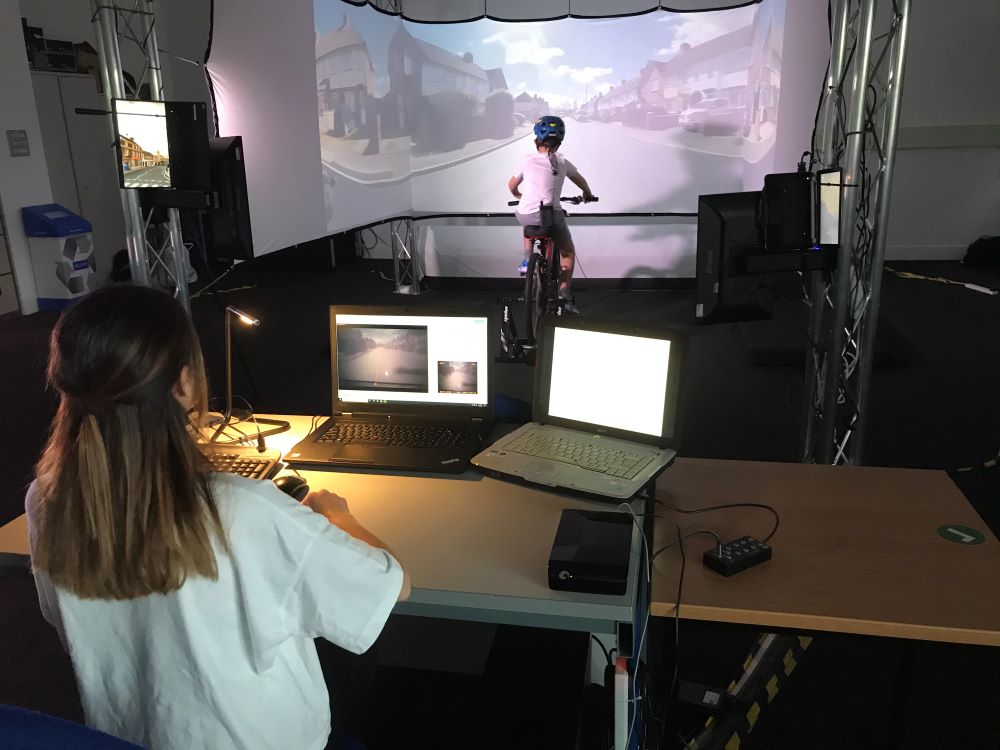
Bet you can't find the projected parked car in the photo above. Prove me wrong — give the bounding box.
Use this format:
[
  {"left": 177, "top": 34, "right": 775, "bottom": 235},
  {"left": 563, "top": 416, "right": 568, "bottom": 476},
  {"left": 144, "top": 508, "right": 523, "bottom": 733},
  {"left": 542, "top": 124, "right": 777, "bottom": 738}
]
[{"left": 679, "top": 98, "right": 743, "bottom": 135}]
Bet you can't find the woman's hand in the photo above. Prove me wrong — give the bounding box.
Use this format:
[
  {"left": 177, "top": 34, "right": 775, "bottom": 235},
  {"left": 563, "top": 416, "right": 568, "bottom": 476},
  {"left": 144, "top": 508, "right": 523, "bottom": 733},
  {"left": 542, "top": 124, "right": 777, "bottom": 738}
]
[{"left": 302, "top": 490, "right": 350, "bottom": 516}]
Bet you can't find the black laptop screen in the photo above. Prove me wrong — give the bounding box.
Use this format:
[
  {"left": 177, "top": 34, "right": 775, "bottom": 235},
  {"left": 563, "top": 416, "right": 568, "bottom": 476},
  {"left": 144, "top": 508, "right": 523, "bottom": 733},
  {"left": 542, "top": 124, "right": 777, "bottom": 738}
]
[{"left": 334, "top": 311, "right": 490, "bottom": 409}]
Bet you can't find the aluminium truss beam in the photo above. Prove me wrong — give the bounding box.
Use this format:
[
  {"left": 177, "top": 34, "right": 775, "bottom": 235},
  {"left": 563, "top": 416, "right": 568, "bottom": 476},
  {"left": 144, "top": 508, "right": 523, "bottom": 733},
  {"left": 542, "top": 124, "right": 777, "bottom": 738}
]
[
  {"left": 91, "top": 0, "right": 190, "bottom": 309},
  {"left": 801, "top": 0, "right": 912, "bottom": 465}
]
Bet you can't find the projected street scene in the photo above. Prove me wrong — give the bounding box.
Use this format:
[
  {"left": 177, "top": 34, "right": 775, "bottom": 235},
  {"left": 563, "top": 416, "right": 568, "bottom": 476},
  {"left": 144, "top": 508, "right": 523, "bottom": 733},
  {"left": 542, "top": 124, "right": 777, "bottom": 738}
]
[
  {"left": 314, "top": 1, "right": 785, "bottom": 230},
  {"left": 337, "top": 325, "right": 429, "bottom": 392},
  {"left": 114, "top": 100, "right": 171, "bottom": 189},
  {"left": 437, "top": 361, "right": 478, "bottom": 394}
]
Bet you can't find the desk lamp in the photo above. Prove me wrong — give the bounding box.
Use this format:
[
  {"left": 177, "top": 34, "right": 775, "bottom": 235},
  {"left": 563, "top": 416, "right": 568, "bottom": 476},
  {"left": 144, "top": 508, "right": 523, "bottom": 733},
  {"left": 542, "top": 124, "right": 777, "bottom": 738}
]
[{"left": 209, "top": 305, "right": 289, "bottom": 443}]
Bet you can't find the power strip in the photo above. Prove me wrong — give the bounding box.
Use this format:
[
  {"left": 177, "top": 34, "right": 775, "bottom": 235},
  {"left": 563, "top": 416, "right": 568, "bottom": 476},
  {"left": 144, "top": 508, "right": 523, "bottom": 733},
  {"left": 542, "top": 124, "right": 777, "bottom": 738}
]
[{"left": 702, "top": 536, "right": 772, "bottom": 576}]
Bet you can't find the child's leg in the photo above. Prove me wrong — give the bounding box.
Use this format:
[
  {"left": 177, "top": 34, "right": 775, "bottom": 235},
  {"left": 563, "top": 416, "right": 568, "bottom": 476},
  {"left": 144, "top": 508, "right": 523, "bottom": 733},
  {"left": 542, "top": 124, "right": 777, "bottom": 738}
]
[
  {"left": 558, "top": 241, "right": 575, "bottom": 296},
  {"left": 555, "top": 221, "right": 576, "bottom": 296}
]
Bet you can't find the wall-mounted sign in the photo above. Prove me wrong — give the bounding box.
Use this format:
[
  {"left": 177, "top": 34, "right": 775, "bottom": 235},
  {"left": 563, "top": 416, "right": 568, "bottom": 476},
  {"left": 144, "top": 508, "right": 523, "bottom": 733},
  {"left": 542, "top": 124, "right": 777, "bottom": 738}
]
[{"left": 6, "top": 130, "right": 30, "bottom": 158}]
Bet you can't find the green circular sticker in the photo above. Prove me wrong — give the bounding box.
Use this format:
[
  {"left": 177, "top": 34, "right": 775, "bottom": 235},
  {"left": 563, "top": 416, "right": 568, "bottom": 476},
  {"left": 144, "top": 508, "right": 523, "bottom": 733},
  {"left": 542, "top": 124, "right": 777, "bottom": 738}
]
[{"left": 937, "top": 525, "right": 986, "bottom": 545}]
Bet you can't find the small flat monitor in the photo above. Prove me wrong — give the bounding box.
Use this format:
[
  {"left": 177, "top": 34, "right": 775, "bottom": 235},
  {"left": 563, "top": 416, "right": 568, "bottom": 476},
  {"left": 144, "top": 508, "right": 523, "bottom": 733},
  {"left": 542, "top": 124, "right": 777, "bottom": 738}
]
[
  {"left": 112, "top": 100, "right": 210, "bottom": 191},
  {"left": 695, "top": 191, "right": 773, "bottom": 325},
  {"left": 113, "top": 100, "right": 171, "bottom": 189},
  {"left": 817, "top": 168, "right": 842, "bottom": 247},
  {"left": 207, "top": 136, "right": 253, "bottom": 261}
]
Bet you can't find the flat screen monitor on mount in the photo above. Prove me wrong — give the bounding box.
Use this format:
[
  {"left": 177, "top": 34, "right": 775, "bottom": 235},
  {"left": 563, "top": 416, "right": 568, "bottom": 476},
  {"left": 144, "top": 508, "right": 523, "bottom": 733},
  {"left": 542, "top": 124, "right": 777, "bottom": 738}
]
[
  {"left": 208, "top": 136, "right": 253, "bottom": 262},
  {"left": 694, "top": 191, "right": 773, "bottom": 325},
  {"left": 112, "top": 100, "right": 210, "bottom": 191},
  {"left": 817, "top": 168, "right": 842, "bottom": 248}
]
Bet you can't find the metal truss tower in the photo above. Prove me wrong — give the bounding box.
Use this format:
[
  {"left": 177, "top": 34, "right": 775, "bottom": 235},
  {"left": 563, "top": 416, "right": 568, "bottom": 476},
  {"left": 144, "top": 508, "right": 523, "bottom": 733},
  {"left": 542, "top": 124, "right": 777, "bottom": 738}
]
[
  {"left": 91, "top": 0, "right": 190, "bottom": 309},
  {"left": 801, "top": 0, "right": 912, "bottom": 464}
]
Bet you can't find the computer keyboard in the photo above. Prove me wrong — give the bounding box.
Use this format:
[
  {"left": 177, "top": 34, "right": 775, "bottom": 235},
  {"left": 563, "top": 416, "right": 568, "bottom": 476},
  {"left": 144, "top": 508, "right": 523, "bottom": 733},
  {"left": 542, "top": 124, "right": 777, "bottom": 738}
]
[
  {"left": 204, "top": 445, "right": 281, "bottom": 480},
  {"left": 317, "top": 422, "right": 479, "bottom": 449},
  {"left": 502, "top": 430, "right": 655, "bottom": 478}
]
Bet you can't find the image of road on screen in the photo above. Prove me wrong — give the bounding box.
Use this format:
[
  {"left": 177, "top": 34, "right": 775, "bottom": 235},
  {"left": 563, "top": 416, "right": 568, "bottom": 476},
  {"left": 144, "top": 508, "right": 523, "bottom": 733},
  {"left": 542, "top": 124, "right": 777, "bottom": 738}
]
[
  {"left": 437, "top": 361, "right": 478, "bottom": 394},
  {"left": 337, "top": 325, "right": 430, "bottom": 392}
]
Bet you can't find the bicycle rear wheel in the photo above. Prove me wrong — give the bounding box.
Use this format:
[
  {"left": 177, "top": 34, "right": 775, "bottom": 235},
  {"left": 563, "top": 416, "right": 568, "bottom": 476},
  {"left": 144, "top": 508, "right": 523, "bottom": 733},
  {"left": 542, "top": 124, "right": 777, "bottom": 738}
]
[{"left": 524, "top": 252, "right": 547, "bottom": 344}]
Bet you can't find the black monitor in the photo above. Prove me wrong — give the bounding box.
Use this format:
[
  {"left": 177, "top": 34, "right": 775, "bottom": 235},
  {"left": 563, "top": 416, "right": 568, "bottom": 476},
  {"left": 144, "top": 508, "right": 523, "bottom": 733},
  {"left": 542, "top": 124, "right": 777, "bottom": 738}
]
[
  {"left": 207, "top": 136, "right": 253, "bottom": 261},
  {"left": 695, "top": 191, "right": 773, "bottom": 325}
]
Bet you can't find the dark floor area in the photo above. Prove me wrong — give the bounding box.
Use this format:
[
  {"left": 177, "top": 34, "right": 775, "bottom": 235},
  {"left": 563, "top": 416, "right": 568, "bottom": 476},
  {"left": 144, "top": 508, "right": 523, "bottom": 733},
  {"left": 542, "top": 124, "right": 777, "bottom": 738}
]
[{"left": 2, "top": 257, "right": 999, "bottom": 748}]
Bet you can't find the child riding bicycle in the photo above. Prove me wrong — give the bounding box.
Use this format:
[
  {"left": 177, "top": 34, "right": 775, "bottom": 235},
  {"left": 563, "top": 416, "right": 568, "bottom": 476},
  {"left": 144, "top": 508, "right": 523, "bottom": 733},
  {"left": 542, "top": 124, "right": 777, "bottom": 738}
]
[{"left": 508, "top": 115, "right": 595, "bottom": 314}]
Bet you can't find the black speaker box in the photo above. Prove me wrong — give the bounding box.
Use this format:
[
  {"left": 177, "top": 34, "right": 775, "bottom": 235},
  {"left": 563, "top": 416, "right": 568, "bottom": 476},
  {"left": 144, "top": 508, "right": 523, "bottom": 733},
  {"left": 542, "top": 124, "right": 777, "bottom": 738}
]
[{"left": 763, "top": 172, "right": 814, "bottom": 253}]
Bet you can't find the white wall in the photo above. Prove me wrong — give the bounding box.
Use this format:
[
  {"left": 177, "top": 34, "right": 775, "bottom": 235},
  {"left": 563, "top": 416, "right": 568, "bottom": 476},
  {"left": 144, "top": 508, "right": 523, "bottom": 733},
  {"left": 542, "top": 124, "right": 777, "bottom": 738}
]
[
  {"left": 886, "top": 1, "right": 1000, "bottom": 259},
  {"left": 1, "top": 0, "right": 55, "bottom": 314},
  {"left": 19, "top": 0, "right": 212, "bottom": 105}
]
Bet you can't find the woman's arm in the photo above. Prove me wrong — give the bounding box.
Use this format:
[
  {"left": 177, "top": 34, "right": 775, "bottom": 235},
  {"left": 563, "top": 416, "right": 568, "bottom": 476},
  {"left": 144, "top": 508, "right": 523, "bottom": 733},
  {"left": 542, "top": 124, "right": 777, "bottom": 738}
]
[{"left": 303, "top": 490, "right": 412, "bottom": 602}]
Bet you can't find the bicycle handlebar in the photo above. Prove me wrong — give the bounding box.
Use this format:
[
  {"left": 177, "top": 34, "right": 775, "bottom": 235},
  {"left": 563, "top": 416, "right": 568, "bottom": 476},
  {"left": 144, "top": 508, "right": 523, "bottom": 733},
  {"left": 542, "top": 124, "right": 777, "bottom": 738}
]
[{"left": 506, "top": 196, "right": 599, "bottom": 207}]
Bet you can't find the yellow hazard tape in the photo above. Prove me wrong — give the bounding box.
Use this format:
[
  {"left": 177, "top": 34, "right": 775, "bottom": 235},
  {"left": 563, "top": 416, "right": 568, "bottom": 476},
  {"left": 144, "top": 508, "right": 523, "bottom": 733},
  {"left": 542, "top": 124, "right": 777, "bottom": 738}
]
[
  {"left": 766, "top": 674, "right": 780, "bottom": 702},
  {"left": 725, "top": 732, "right": 741, "bottom": 750},
  {"left": 783, "top": 650, "right": 797, "bottom": 675},
  {"left": 746, "top": 701, "right": 761, "bottom": 728},
  {"left": 798, "top": 636, "right": 813, "bottom": 650}
]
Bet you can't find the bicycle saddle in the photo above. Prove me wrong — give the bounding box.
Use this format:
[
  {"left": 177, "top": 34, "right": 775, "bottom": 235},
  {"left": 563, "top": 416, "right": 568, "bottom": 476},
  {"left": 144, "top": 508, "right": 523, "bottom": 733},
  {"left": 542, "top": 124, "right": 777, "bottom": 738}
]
[{"left": 522, "top": 224, "right": 552, "bottom": 239}]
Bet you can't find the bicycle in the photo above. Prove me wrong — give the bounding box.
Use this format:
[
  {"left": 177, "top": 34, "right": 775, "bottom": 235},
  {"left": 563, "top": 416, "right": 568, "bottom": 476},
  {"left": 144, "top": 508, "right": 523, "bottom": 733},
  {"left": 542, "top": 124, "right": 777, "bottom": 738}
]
[{"left": 503, "top": 195, "right": 598, "bottom": 354}]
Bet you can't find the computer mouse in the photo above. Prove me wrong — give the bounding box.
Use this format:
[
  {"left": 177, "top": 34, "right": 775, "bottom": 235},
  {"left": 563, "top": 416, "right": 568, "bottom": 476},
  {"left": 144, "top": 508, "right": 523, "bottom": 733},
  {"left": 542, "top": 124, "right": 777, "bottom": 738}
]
[{"left": 273, "top": 475, "right": 309, "bottom": 502}]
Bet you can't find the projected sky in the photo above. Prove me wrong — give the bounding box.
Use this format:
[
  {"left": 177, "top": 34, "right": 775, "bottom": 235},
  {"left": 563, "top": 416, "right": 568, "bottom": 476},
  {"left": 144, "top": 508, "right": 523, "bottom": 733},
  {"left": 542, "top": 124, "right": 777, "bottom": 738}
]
[{"left": 314, "top": 1, "right": 785, "bottom": 232}]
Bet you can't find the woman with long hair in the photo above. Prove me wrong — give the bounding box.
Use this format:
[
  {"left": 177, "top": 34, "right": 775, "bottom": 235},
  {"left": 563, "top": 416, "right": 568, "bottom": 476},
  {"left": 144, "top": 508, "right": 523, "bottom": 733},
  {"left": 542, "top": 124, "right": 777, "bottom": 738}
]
[{"left": 27, "top": 284, "right": 408, "bottom": 749}]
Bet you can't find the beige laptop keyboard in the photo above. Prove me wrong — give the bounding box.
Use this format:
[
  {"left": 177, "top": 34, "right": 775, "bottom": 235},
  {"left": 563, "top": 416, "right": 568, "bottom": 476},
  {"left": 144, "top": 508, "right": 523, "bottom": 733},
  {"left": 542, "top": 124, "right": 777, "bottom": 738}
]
[{"left": 502, "top": 429, "right": 655, "bottom": 478}]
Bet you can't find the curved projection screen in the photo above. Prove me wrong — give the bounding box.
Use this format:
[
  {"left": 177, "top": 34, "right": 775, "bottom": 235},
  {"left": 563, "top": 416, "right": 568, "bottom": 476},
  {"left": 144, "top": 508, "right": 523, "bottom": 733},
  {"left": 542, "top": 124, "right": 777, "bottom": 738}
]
[
  {"left": 210, "top": 0, "right": 817, "bottom": 256},
  {"left": 316, "top": 1, "right": 786, "bottom": 233}
]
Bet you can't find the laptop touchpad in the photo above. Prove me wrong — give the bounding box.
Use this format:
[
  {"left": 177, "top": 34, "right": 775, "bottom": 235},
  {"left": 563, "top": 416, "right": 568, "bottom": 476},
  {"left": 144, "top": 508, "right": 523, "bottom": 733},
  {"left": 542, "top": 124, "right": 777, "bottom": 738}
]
[
  {"left": 525, "top": 458, "right": 557, "bottom": 475},
  {"left": 327, "top": 444, "right": 380, "bottom": 462}
]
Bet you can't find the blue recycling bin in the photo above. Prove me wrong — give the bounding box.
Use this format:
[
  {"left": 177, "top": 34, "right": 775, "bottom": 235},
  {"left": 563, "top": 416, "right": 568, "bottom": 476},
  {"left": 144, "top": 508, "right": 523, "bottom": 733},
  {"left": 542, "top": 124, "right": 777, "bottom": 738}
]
[{"left": 21, "top": 203, "right": 96, "bottom": 311}]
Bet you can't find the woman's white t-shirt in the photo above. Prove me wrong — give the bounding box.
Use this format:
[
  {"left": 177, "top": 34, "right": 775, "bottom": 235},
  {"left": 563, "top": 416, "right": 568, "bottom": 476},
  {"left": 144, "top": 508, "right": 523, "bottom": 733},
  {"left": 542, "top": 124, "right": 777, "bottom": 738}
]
[
  {"left": 25, "top": 473, "right": 404, "bottom": 750},
  {"left": 513, "top": 151, "right": 580, "bottom": 215}
]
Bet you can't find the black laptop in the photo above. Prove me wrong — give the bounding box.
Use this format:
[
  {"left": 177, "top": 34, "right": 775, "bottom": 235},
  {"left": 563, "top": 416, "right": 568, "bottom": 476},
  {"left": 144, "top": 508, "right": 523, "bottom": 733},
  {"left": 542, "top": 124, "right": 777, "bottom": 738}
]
[{"left": 286, "top": 305, "right": 493, "bottom": 474}]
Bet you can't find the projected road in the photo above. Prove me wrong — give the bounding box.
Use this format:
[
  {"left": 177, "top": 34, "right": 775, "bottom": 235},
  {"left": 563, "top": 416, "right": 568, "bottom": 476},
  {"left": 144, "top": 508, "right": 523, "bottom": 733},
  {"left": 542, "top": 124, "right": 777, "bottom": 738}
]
[{"left": 124, "top": 165, "right": 171, "bottom": 189}]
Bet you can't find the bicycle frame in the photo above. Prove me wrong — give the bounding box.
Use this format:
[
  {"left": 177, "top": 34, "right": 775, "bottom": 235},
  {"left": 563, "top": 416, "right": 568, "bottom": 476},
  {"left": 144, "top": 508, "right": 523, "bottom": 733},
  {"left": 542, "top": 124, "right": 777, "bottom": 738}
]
[
  {"left": 523, "top": 205, "right": 564, "bottom": 344},
  {"left": 500, "top": 195, "right": 597, "bottom": 357}
]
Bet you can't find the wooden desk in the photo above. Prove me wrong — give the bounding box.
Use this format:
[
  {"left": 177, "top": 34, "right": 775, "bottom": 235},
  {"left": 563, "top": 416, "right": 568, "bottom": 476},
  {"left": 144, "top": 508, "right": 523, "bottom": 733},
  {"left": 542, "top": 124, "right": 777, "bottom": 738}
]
[{"left": 649, "top": 459, "right": 1000, "bottom": 646}]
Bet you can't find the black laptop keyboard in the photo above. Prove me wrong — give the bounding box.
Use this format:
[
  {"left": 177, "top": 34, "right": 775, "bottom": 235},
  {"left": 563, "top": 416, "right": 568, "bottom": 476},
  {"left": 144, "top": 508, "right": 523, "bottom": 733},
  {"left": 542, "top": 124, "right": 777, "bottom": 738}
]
[{"left": 318, "top": 423, "right": 479, "bottom": 449}]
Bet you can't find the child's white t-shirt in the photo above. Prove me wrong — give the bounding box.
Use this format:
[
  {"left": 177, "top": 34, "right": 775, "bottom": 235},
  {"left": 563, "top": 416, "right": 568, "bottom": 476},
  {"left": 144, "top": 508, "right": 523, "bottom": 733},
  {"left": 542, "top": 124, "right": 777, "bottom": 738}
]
[
  {"left": 513, "top": 151, "right": 580, "bottom": 215},
  {"left": 26, "top": 472, "right": 404, "bottom": 750}
]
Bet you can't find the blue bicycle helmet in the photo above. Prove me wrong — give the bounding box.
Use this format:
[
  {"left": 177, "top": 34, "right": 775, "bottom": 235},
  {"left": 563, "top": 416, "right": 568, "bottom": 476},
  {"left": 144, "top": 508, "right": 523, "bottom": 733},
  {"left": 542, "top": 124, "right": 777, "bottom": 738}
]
[{"left": 533, "top": 115, "right": 566, "bottom": 143}]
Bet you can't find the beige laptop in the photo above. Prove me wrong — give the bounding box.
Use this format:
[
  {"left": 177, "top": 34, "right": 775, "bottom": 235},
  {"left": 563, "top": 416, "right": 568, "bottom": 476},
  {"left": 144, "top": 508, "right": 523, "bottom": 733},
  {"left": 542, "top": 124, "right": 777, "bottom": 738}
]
[{"left": 472, "top": 316, "right": 685, "bottom": 501}]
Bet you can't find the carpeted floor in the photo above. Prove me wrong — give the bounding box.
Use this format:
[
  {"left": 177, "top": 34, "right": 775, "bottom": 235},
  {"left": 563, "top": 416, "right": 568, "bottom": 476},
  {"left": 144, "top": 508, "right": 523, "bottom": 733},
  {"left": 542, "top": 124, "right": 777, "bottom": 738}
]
[{"left": 2, "top": 257, "right": 998, "bottom": 748}]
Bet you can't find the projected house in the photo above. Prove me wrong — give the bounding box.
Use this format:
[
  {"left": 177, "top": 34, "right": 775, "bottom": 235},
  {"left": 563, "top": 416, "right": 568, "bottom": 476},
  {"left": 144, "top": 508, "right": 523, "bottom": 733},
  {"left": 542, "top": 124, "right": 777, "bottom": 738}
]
[
  {"left": 649, "top": 26, "right": 753, "bottom": 116},
  {"left": 316, "top": 16, "right": 374, "bottom": 137},
  {"left": 485, "top": 68, "right": 508, "bottom": 92},
  {"left": 596, "top": 78, "right": 640, "bottom": 122},
  {"left": 514, "top": 92, "right": 550, "bottom": 122},
  {"left": 386, "top": 26, "right": 492, "bottom": 146},
  {"left": 388, "top": 27, "right": 489, "bottom": 104}
]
